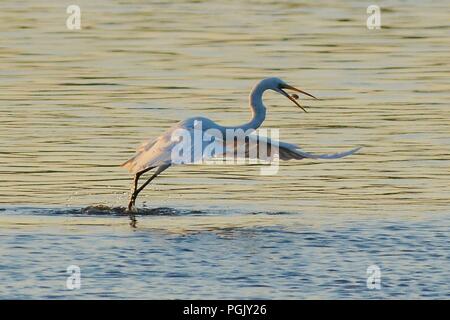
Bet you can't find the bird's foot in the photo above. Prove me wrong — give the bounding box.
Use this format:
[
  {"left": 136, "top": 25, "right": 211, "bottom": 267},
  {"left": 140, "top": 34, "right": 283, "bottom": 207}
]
[
  {"left": 126, "top": 199, "right": 138, "bottom": 228},
  {"left": 126, "top": 192, "right": 138, "bottom": 212},
  {"left": 127, "top": 201, "right": 133, "bottom": 212},
  {"left": 127, "top": 201, "right": 138, "bottom": 213},
  {"left": 129, "top": 214, "right": 137, "bottom": 228}
]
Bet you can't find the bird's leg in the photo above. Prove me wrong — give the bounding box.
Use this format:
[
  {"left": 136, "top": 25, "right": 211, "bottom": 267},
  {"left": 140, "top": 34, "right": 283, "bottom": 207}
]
[
  {"left": 127, "top": 164, "right": 170, "bottom": 212},
  {"left": 127, "top": 173, "right": 142, "bottom": 212},
  {"left": 127, "top": 167, "right": 154, "bottom": 212},
  {"left": 132, "top": 164, "right": 170, "bottom": 204},
  {"left": 127, "top": 174, "right": 139, "bottom": 212}
]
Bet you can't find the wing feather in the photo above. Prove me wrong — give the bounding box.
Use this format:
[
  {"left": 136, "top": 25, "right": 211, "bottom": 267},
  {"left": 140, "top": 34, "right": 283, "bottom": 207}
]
[
  {"left": 122, "top": 121, "right": 361, "bottom": 174},
  {"left": 216, "top": 134, "right": 361, "bottom": 161}
]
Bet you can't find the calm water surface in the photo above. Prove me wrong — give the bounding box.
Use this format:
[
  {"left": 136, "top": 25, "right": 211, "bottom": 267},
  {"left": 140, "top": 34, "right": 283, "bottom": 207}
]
[{"left": 0, "top": 0, "right": 449, "bottom": 299}]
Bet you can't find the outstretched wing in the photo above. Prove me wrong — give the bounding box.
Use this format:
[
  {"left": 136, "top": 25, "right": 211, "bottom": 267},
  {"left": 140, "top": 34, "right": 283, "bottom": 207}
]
[
  {"left": 122, "top": 121, "right": 361, "bottom": 174},
  {"left": 215, "top": 133, "right": 361, "bottom": 161}
]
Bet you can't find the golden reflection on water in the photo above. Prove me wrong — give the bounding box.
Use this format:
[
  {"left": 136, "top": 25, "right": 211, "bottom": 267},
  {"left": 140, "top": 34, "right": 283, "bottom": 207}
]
[{"left": 1, "top": 0, "right": 449, "bottom": 216}]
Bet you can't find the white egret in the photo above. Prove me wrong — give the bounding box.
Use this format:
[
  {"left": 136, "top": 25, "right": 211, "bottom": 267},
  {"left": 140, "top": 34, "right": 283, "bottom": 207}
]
[{"left": 122, "top": 77, "right": 360, "bottom": 211}]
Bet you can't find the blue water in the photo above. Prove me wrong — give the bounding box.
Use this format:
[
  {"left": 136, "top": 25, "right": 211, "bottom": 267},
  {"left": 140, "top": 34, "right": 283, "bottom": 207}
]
[{"left": 0, "top": 207, "right": 448, "bottom": 299}]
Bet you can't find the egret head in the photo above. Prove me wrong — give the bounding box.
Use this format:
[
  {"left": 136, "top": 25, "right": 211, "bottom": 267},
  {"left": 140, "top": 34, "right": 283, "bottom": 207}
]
[{"left": 263, "top": 77, "right": 317, "bottom": 113}]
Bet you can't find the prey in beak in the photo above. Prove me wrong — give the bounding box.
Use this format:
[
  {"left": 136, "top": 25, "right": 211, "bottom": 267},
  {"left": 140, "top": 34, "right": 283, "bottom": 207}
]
[{"left": 278, "top": 83, "right": 317, "bottom": 113}]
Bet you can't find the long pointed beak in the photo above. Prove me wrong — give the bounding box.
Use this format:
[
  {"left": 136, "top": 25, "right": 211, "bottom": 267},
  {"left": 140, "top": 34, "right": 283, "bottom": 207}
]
[
  {"left": 280, "top": 84, "right": 317, "bottom": 113},
  {"left": 282, "top": 84, "right": 317, "bottom": 99}
]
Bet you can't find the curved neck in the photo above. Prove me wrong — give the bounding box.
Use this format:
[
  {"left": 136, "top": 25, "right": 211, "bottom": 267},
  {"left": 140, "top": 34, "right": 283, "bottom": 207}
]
[
  {"left": 237, "top": 83, "right": 267, "bottom": 132},
  {"left": 218, "top": 80, "right": 270, "bottom": 134}
]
